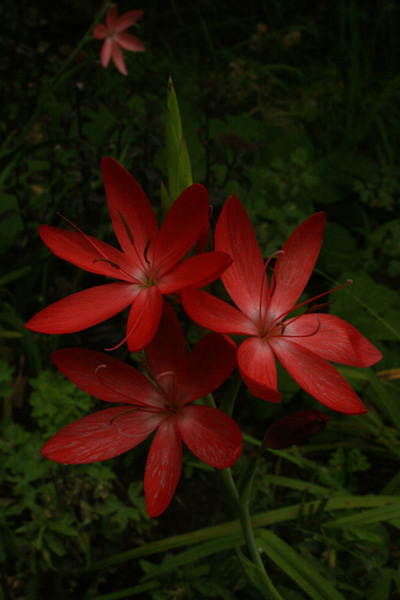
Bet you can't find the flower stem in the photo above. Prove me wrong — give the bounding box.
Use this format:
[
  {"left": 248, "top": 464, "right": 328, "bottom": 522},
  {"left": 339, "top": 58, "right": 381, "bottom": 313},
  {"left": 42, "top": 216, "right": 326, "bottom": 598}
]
[{"left": 204, "top": 394, "right": 283, "bottom": 600}]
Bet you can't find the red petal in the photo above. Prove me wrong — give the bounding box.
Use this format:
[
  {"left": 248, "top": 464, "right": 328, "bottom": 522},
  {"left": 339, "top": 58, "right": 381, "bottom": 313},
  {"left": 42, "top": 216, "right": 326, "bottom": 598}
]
[
  {"left": 52, "top": 348, "right": 158, "bottom": 405},
  {"left": 176, "top": 333, "right": 237, "bottom": 407},
  {"left": 93, "top": 24, "right": 107, "bottom": 39},
  {"left": 181, "top": 288, "right": 256, "bottom": 335},
  {"left": 101, "top": 158, "right": 158, "bottom": 259},
  {"left": 145, "top": 302, "right": 186, "bottom": 397},
  {"left": 215, "top": 196, "right": 265, "bottom": 320},
  {"left": 264, "top": 409, "right": 329, "bottom": 450},
  {"left": 126, "top": 286, "right": 163, "bottom": 353},
  {"left": 39, "top": 225, "right": 135, "bottom": 282},
  {"left": 283, "top": 313, "right": 382, "bottom": 367},
  {"left": 267, "top": 213, "right": 326, "bottom": 323},
  {"left": 116, "top": 33, "right": 145, "bottom": 52},
  {"left": 114, "top": 10, "right": 143, "bottom": 32},
  {"left": 144, "top": 417, "right": 182, "bottom": 517},
  {"left": 106, "top": 5, "right": 118, "bottom": 28},
  {"left": 152, "top": 184, "right": 209, "bottom": 275},
  {"left": 100, "top": 38, "right": 112, "bottom": 68},
  {"left": 177, "top": 405, "right": 242, "bottom": 468},
  {"left": 25, "top": 282, "right": 136, "bottom": 334},
  {"left": 41, "top": 406, "right": 163, "bottom": 464},
  {"left": 111, "top": 43, "right": 127, "bottom": 75},
  {"left": 270, "top": 337, "right": 367, "bottom": 414},
  {"left": 158, "top": 251, "right": 232, "bottom": 294},
  {"left": 237, "top": 337, "right": 281, "bottom": 402}
]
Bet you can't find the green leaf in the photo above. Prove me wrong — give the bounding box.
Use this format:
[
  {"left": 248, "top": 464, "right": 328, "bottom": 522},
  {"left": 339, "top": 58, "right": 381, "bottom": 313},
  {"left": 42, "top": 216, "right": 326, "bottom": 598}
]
[
  {"left": 258, "top": 530, "right": 345, "bottom": 600},
  {"left": 167, "top": 77, "right": 182, "bottom": 142},
  {"left": 236, "top": 547, "right": 284, "bottom": 600},
  {"left": 325, "top": 503, "right": 400, "bottom": 529}
]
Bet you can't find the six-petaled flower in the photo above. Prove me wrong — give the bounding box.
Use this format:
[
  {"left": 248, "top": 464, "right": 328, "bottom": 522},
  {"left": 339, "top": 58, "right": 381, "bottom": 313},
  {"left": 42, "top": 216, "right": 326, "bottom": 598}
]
[
  {"left": 41, "top": 302, "right": 242, "bottom": 517},
  {"left": 25, "top": 157, "right": 232, "bottom": 352},
  {"left": 93, "top": 4, "right": 145, "bottom": 76},
  {"left": 182, "top": 196, "right": 382, "bottom": 414}
]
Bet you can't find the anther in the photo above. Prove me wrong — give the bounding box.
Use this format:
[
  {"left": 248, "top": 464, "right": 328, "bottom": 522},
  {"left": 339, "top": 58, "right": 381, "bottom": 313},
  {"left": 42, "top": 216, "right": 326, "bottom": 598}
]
[
  {"left": 93, "top": 258, "right": 121, "bottom": 270},
  {"left": 118, "top": 211, "right": 135, "bottom": 245},
  {"left": 143, "top": 238, "right": 151, "bottom": 265}
]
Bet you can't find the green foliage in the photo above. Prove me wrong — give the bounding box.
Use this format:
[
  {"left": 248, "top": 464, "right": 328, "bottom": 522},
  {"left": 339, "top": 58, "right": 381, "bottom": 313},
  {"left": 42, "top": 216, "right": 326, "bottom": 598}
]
[{"left": 1, "top": 0, "right": 400, "bottom": 598}]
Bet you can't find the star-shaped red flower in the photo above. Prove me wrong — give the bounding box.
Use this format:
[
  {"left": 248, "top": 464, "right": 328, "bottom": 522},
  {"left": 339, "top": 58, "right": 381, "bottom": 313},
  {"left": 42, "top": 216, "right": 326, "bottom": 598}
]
[
  {"left": 25, "top": 158, "right": 231, "bottom": 352},
  {"left": 41, "top": 302, "right": 242, "bottom": 517},
  {"left": 182, "top": 196, "right": 382, "bottom": 414}
]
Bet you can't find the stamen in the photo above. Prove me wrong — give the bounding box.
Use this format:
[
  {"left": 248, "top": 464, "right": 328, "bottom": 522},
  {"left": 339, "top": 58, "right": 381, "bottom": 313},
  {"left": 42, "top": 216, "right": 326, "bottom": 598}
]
[
  {"left": 118, "top": 212, "right": 156, "bottom": 281},
  {"left": 104, "top": 294, "right": 148, "bottom": 351},
  {"left": 93, "top": 258, "right": 121, "bottom": 270},
  {"left": 259, "top": 250, "right": 284, "bottom": 327},
  {"left": 143, "top": 238, "right": 151, "bottom": 265},
  {"left": 118, "top": 210, "right": 135, "bottom": 245},
  {"left": 268, "top": 279, "right": 353, "bottom": 332},
  {"left": 109, "top": 407, "right": 138, "bottom": 425},
  {"left": 58, "top": 213, "right": 111, "bottom": 262},
  {"left": 57, "top": 213, "right": 137, "bottom": 283}
]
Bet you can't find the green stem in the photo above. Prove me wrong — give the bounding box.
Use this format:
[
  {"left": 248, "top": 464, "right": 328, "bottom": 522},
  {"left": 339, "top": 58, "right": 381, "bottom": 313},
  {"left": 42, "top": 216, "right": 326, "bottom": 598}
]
[{"left": 204, "top": 394, "right": 284, "bottom": 600}]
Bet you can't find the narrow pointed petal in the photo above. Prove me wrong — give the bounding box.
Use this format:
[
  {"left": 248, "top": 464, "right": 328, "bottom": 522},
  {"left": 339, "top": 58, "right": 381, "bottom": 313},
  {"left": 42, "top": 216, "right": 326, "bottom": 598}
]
[
  {"left": 101, "top": 158, "right": 158, "bottom": 258},
  {"left": 237, "top": 337, "right": 281, "bottom": 402},
  {"left": 38, "top": 225, "right": 135, "bottom": 281},
  {"left": 176, "top": 333, "right": 237, "bottom": 407},
  {"left": 41, "top": 406, "right": 163, "bottom": 464},
  {"left": 93, "top": 24, "right": 107, "bottom": 39},
  {"left": 215, "top": 195, "right": 265, "bottom": 320},
  {"left": 106, "top": 5, "right": 118, "bottom": 28},
  {"left": 267, "top": 213, "right": 326, "bottom": 323},
  {"left": 178, "top": 405, "right": 242, "bottom": 468},
  {"left": 116, "top": 33, "right": 145, "bottom": 52},
  {"left": 114, "top": 10, "right": 143, "bottom": 32},
  {"left": 52, "top": 348, "right": 159, "bottom": 405},
  {"left": 283, "top": 314, "right": 383, "bottom": 367},
  {"left": 126, "top": 286, "right": 163, "bottom": 353},
  {"left": 100, "top": 39, "right": 113, "bottom": 68},
  {"left": 152, "top": 184, "right": 210, "bottom": 275},
  {"left": 270, "top": 337, "right": 367, "bottom": 414},
  {"left": 145, "top": 302, "right": 186, "bottom": 398},
  {"left": 181, "top": 288, "right": 257, "bottom": 335},
  {"left": 158, "top": 251, "right": 232, "bottom": 294},
  {"left": 144, "top": 417, "right": 182, "bottom": 517},
  {"left": 111, "top": 43, "right": 127, "bottom": 75},
  {"left": 25, "top": 282, "right": 136, "bottom": 334},
  {"left": 264, "top": 409, "right": 329, "bottom": 450}
]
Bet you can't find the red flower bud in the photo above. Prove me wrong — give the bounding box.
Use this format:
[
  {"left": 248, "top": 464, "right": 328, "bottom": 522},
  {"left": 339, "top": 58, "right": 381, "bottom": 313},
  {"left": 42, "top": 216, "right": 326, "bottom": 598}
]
[{"left": 263, "top": 409, "right": 329, "bottom": 450}]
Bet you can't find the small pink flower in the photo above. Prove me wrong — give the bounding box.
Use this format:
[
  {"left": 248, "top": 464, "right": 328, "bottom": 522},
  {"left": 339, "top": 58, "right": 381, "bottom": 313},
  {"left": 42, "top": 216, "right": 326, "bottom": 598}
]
[{"left": 93, "top": 4, "right": 145, "bottom": 75}]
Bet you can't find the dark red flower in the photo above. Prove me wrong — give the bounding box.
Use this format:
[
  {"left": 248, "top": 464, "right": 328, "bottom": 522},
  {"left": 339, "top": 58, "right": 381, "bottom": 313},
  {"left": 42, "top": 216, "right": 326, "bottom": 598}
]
[
  {"left": 182, "top": 196, "right": 382, "bottom": 414},
  {"left": 263, "top": 409, "right": 329, "bottom": 450},
  {"left": 25, "top": 158, "right": 231, "bottom": 352},
  {"left": 41, "top": 302, "right": 242, "bottom": 517}
]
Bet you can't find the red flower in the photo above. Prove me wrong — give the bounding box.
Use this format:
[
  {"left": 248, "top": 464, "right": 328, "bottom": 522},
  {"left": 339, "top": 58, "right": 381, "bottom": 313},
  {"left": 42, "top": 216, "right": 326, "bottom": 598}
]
[
  {"left": 25, "top": 158, "right": 231, "bottom": 352},
  {"left": 41, "top": 302, "right": 242, "bottom": 518},
  {"left": 93, "top": 4, "right": 145, "bottom": 76},
  {"left": 182, "top": 196, "right": 382, "bottom": 414},
  {"left": 263, "top": 409, "right": 329, "bottom": 450}
]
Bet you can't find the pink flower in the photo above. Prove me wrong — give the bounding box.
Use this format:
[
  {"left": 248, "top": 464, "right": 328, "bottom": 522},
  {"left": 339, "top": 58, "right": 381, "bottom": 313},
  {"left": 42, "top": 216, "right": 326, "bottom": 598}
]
[
  {"left": 93, "top": 4, "right": 145, "bottom": 76},
  {"left": 182, "top": 196, "right": 383, "bottom": 414},
  {"left": 41, "top": 302, "right": 242, "bottom": 518},
  {"left": 25, "top": 158, "right": 232, "bottom": 352}
]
